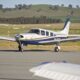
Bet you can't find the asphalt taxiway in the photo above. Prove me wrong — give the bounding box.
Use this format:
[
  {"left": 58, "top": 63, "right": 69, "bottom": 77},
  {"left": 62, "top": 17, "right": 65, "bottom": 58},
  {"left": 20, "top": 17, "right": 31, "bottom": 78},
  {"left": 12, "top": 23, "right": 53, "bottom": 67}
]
[{"left": 0, "top": 50, "right": 80, "bottom": 80}]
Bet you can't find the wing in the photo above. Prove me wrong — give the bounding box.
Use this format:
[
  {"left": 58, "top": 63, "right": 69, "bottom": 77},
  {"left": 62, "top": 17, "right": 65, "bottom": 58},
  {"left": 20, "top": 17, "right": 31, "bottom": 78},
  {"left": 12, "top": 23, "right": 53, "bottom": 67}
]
[
  {"left": 60, "top": 37, "right": 80, "bottom": 42},
  {"left": 0, "top": 36, "right": 16, "bottom": 41},
  {"left": 68, "top": 35, "right": 80, "bottom": 37},
  {"left": 39, "top": 37, "right": 80, "bottom": 44},
  {"left": 30, "top": 62, "right": 80, "bottom": 80}
]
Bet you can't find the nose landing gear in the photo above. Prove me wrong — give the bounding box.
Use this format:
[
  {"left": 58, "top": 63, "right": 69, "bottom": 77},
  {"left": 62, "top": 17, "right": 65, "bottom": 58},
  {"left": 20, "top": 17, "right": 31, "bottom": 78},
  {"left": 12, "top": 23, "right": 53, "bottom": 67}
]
[
  {"left": 18, "top": 44, "right": 23, "bottom": 52},
  {"left": 18, "top": 45, "right": 23, "bottom": 52}
]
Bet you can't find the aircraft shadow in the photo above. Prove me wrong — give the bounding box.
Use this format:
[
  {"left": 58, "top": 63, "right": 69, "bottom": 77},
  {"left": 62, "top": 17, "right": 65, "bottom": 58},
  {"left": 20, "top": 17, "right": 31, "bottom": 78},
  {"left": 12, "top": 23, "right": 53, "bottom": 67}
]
[
  {"left": 0, "top": 49, "right": 75, "bottom": 53},
  {"left": 0, "top": 49, "right": 50, "bottom": 52}
]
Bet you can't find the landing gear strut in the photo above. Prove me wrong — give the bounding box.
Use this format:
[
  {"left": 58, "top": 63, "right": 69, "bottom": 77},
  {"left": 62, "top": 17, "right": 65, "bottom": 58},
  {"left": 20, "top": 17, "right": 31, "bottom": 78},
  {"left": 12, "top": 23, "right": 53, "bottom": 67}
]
[
  {"left": 18, "top": 44, "right": 23, "bottom": 52},
  {"left": 54, "top": 43, "right": 61, "bottom": 52}
]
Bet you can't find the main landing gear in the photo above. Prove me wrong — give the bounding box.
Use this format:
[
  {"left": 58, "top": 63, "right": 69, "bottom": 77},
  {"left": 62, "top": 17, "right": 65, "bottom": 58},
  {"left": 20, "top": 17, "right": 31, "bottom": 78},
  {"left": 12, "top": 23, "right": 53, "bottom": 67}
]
[{"left": 54, "top": 43, "right": 61, "bottom": 52}]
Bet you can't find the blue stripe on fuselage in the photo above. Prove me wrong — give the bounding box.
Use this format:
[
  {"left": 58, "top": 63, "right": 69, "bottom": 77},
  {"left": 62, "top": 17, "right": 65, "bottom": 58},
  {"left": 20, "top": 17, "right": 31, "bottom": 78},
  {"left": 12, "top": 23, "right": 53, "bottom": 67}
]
[
  {"left": 21, "top": 37, "right": 66, "bottom": 45},
  {"left": 21, "top": 37, "right": 54, "bottom": 45}
]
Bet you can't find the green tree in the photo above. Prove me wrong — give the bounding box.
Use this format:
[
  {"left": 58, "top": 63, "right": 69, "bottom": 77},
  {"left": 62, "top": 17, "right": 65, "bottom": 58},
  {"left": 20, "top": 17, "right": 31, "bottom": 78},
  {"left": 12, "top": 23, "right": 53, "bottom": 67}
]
[
  {"left": 0, "top": 4, "right": 3, "bottom": 9},
  {"left": 76, "top": 5, "right": 79, "bottom": 8},
  {"left": 61, "top": 4, "right": 64, "bottom": 7},
  {"left": 68, "top": 4, "right": 73, "bottom": 8}
]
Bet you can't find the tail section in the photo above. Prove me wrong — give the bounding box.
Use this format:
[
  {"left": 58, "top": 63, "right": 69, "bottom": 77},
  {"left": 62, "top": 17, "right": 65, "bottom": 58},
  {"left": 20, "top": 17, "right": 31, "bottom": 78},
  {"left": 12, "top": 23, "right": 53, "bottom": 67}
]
[{"left": 60, "top": 18, "right": 71, "bottom": 35}]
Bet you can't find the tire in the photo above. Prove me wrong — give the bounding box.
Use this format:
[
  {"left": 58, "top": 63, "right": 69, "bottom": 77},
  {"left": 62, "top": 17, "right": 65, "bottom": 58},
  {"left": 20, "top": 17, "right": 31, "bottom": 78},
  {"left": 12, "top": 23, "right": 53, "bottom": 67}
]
[{"left": 54, "top": 47, "right": 59, "bottom": 52}]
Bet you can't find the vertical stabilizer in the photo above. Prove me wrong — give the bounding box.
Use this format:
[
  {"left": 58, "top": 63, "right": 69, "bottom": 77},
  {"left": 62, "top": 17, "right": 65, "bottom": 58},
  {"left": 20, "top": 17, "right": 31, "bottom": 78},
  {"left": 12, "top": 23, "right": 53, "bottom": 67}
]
[{"left": 60, "top": 18, "right": 71, "bottom": 35}]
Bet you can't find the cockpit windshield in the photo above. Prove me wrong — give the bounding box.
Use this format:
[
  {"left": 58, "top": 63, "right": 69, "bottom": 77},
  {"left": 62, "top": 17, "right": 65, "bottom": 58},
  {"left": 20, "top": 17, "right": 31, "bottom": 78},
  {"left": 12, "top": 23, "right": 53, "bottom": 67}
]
[{"left": 29, "top": 29, "right": 40, "bottom": 34}]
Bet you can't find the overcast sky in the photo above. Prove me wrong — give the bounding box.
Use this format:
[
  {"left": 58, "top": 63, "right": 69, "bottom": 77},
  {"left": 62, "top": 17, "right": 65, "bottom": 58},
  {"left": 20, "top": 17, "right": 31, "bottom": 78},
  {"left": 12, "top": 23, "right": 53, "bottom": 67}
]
[{"left": 0, "top": 0, "right": 80, "bottom": 8}]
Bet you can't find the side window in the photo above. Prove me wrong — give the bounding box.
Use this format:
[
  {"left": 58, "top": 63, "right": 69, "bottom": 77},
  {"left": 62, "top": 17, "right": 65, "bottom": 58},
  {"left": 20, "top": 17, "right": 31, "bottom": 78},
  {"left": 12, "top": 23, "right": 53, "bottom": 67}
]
[
  {"left": 41, "top": 30, "right": 45, "bottom": 35},
  {"left": 29, "top": 29, "right": 39, "bottom": 34},
  {"left": 46, "top": 31, "right": 49, "bottom": 36},
  {"left": 50, "top": 32, "right": 53, "bottom": 36}
]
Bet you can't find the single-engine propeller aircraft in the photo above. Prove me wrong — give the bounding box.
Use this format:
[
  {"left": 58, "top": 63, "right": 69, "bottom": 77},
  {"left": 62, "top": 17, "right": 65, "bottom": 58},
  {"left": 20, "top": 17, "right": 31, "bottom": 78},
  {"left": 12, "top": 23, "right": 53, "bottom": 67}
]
[
  {"left": 0, "top": 18, "right": 80, "bottom": 52},
  {"left": 30, "top": 61, "right": 80, "bottom": 80}
]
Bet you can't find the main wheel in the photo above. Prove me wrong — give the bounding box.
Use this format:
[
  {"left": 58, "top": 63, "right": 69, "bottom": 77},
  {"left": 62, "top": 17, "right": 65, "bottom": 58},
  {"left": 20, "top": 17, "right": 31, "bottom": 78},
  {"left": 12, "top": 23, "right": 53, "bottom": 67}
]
[{"left": 54, "top": 46, "right": 60, "bottom": 52}]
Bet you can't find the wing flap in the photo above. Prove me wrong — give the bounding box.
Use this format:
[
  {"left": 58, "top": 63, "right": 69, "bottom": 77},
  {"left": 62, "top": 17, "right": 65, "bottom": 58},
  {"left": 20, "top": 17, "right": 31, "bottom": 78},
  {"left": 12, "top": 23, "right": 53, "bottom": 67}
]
[
  {"left": 0, "top": 36, "right": 16, "bottom": 41},
  {"left": 30, "top": 62, "right": 80, "bottom": 80},
  {"left": 33, "top": 69, "right": 80, "bottom": 80}
]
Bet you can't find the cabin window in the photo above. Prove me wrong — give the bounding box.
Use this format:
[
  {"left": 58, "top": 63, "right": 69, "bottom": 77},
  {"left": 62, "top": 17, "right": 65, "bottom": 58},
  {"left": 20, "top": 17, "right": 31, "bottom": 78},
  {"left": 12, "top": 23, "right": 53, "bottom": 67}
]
[
  {"left": 46, "top": 31, "right": 49, "bottom": 36},
  {"left": 20, "top": 35, "right": 24, "bottom": 38},
  {"left": 29, "top": 29, "right": 39, "bottom": 34},
  {"left": 50, "top": 32, "right": 53, "bottom": 36},
  {"left": 41, "top": 30, "right": 45, "bottom": 35}
]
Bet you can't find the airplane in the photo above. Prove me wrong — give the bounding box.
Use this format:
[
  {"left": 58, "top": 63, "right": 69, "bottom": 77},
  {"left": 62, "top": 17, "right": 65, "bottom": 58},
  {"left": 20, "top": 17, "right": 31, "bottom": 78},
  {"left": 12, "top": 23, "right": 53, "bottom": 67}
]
[
  {"left": 0, "top": 18, "right": 80, "bottom": 52},
  {"left": 30, "top": 61, "right": 80, "bottom": 80}
]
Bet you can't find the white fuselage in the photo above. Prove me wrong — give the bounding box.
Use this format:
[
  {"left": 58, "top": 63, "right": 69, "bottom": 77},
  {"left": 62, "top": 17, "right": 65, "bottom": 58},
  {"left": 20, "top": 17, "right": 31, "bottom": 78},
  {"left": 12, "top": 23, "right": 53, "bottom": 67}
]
[{"left": 15, "top": 28, "right": 68, "bottom": 45}]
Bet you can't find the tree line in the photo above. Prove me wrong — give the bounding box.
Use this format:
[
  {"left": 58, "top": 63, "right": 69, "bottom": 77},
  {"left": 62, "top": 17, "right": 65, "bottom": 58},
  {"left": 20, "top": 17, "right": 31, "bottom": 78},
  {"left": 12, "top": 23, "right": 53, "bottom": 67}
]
[
  {"left": 0, "top": 4, "right": 79, "bottom": 10},
  {"left": 0, "top": 4, "right": 79, "bottom": 24},
  {"left": 0, "top": 16, "right": 62, "bottom": 24}
]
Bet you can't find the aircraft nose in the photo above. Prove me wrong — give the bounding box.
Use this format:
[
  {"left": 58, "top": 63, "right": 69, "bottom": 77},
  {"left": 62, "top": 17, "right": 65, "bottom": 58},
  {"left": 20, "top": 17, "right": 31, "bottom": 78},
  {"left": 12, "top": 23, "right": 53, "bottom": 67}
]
[{"left": 15, "top": 34, "right": 24, "bottom": 40}]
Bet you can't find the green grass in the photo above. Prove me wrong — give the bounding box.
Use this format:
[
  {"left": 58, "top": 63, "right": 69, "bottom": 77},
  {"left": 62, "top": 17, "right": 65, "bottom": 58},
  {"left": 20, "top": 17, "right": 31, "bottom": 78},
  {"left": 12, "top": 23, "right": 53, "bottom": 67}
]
[
  {"left": 0, "top": 23, "right": 80, "bottom": 51},
  {"left": 0, "top": 23, "right": 80, "bottom": 36}
]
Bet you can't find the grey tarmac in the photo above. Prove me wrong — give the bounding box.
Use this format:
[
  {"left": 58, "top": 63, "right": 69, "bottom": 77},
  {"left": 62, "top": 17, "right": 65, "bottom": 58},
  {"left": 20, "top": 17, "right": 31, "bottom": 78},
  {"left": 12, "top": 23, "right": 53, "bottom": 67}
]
[{"left": 0, "top": 50, "right": 80, "bottom": 80}]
